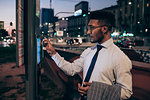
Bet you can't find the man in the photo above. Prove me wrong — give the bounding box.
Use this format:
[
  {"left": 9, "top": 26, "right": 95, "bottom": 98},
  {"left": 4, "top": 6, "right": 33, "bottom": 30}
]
[{"left": 45, "top": 11, "right": 132, "bottom": 99}]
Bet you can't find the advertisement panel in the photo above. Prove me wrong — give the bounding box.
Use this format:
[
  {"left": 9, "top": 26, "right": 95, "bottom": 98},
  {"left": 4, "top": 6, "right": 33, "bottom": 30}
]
[
  {"left": 57, "top": 31, "right": 63, "bottom": 36},
  {"left": 37, "top": 38, "right": 40, "bottom": 64}
]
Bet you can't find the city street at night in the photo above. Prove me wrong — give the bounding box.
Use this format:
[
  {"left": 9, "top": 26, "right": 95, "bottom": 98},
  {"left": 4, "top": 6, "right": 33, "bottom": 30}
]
[{"left": 0, "top": 0, "right": 150, "bottom": 100}]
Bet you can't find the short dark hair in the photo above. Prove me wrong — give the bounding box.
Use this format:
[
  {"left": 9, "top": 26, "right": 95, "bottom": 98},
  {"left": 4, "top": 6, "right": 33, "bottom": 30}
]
[{"left": 90, "top": 10, "right": 115, "bottom": 30}]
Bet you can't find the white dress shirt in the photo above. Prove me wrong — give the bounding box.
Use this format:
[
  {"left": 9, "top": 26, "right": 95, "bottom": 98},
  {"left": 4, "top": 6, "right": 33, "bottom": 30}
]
[{"left": 51, "top": 38, "right": 133, "bottom": 99}]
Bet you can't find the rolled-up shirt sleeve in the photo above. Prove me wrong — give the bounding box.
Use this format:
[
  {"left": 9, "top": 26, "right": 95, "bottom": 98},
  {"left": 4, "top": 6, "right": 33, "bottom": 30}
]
[
  {"left": 113, "top": 52, "right": 133, "bottom": 99},
  {"left": 51, "top": 48, "right": 90, "bottom": 76}
]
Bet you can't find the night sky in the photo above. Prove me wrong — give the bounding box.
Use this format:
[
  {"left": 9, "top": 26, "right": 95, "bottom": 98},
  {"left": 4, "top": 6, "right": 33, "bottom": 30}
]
[{"left": 0, "top": 0, "right": 117, "bottom": 29}]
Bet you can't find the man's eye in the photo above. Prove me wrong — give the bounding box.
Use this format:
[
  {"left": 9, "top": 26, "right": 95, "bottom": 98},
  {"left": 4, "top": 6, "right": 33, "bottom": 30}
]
[{"left": 91, "top": 27, "right": 94, "bottom": 29}]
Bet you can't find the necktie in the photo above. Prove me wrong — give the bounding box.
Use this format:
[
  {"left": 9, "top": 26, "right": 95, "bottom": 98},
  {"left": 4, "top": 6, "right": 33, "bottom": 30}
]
[
  {"left": 80, "top": 45, "right": 103, "bottom": 100},
  {"left": 84, "top": 45, "right": 103, "bottom": 83}
]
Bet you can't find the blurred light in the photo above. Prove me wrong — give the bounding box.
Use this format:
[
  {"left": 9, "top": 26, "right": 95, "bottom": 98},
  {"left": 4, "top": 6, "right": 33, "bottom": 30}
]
[
  {"left": 147, "top": 3, "right": 149, "bottom": 7},
  {"left": 78, "top": 27, "right": 80, "bottom": 29},
  {"left": 137, "top": 21, "right": 140, "bottom": 24},
  {"left": 118, "top": 40, "right": 121, "bottom": 43},
  {"left": 66, "top": 18, "right": 68, "bottom": 20},
  {"left": 145, "top": 29, "right": 148, "bottom": 32},
  {"left": 128, "top": 33, "right": 134, "bottom": 36},
  {"left": 64, "top": 29, "right": 66, "bottom": 31},
  {"left": 123, "top": 33, "right": 134, "bottom": 37},
  {"left": 40, "top": 24, "right": 42, "bottom": 27},
  {"left": 36, "top": 13, "right": 40, "bottom": 16},
  {"left": 83, "top": 14, "right": 86, "bottom": 17},
  {"left": 111, "top": 32, "right": 119, "bottom": 36},
  {"left": 129, "top": 45, "right": 132, "bottom": 48},
  {"left": 62, "top": 18, "right": 65, "bottom": 20},
  {"left": 42, "top": 31, "right": 44, "bottom": 34},
  {"left": 88, "top": 12, "right": 90, "bottom": 14},
  {"left": 128, "top": 2, "right": 132, "bottom": 5},
  {"left": 124, "top": 30, "right": 127, "bottom": 33},
  {"left": 123, "top": 33, "right": 127, "bottom": 36},
  {"left": 54, "top": 32, "right": 57, "bottom": 35}
]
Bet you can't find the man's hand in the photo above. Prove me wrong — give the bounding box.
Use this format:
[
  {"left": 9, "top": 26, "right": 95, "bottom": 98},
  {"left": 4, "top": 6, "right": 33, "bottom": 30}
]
[
  {"left": 43, "top": 39, "right": 56, "bottom": 56},
  {"left": 78, "top": 82, "right": 91, "bottom": 95}
]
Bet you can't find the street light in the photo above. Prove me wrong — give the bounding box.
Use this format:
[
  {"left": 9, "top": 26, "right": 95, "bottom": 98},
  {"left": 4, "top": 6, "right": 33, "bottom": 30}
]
[
  {"left": 145, "top": 29, "right": 148, "bottom": 32},
  {"left": 128, "top": 1, "right": 132, "bottom": 5}
]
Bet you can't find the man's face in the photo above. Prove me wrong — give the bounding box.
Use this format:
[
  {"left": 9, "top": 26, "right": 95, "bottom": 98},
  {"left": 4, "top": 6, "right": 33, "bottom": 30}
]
[{"left": 87, "top": 19, "right": 105, "bottom": 43}]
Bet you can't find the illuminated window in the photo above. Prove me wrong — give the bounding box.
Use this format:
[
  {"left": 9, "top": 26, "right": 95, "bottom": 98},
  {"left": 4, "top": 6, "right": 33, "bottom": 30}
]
[{"left": 137, "top": 4, "right": 140, "bottom": 8}]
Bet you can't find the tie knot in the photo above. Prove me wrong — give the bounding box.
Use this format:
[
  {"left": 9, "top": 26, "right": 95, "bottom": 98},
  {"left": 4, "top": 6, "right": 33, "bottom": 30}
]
[{"left": 97, "top": 45, "right": 103, "bottom": 52}]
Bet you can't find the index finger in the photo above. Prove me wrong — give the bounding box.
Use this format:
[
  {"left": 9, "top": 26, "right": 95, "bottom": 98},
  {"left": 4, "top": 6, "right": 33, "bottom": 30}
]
[
  {"left": 43, "top": 39, "right": 51, "bottom": 44},
  {"left": 46, "top": 39, "right": 50, "bottom": 44},
  {"left": 83, "top": 82, "right": 92, "bottom": 86}
]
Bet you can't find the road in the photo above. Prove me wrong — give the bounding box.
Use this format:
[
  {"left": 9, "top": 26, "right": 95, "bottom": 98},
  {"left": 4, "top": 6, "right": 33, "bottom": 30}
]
[
  {"left": 52, "top": 42, "right": 150, "bottom": 63},
  {"left": 52, "top": 42, "right": 150, "bottom": 51}
]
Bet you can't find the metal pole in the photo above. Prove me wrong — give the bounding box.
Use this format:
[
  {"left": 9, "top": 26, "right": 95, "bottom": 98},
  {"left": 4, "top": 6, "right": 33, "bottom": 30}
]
[{"left": 24, "top": 0, "right": 37, "bottom": 100}]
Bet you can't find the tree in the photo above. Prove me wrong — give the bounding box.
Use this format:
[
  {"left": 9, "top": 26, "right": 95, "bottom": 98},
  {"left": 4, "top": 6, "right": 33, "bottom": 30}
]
[{"left": 0, "top": 29, "right": 9, "bottom": 38}]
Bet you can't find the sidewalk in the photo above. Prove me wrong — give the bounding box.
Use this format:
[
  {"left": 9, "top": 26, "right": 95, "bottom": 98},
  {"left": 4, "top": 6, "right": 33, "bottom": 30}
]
[
  {"left": 0, "top": 62, "right": 25, "bottom": 100},
  {"left": 0, "top": 62, "right": 67, "bottom": 100}
]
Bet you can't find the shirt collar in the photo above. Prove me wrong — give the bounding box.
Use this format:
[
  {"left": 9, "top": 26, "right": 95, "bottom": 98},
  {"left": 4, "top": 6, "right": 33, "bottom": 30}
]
[{"left": 91, "top": 38, "right": 113, "bottom": 50}]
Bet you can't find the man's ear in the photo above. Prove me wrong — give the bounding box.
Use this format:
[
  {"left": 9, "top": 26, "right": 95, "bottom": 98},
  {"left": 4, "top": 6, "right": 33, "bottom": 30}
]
[{"left": 102, "top": 26, "right": 108, "bottom": 34}]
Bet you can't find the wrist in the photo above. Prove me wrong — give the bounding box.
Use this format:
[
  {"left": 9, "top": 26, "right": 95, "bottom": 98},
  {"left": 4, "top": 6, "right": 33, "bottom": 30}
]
[
  {"left": 51, "top": 51, "right": 56, "bottom": 56},
  {"left": 48, "top": 50, "right": 56, "bottom": 56}
]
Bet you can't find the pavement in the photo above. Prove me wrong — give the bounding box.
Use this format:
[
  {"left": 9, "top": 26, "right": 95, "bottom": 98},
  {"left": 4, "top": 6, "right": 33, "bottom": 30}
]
[
  {"left": 0, "top": 62, "right": 25, "bottom": 100},
  {"left": 0, "top": 62, "right": 67, "bottom": 100}
]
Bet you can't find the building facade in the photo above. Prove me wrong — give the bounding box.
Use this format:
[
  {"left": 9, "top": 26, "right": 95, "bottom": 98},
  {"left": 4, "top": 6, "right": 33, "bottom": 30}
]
[
  {"left": 55, "top": 18, "right": 68, "bottom": 37},
  {"left": 53, "top": 1, "right": 89, "bottom": 37},
  {"left": 67, "top": 1, "right": 89, "bottom": 37},
  {"left": 40, "top": 8, "right": 55, "bottom": 36},
  {"left": 117, "top": 0, "right": 150, "bottom": 36}
]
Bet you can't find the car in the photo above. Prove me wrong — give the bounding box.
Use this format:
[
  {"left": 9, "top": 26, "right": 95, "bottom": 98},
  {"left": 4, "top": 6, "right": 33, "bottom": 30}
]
[
  {"left": 66, "top": 38, "right": 82, "bottom": 45},
  {"left": 115, "top": 38, "right": 135, "bottom": 48},
  {"left": 66, "top": 39, "right": 74, "bottom": 45},
  {"left": 3, "top": 36, "right": 15, "bottom": 44},
  {"left": 57, "top": 38, "right": 64, "bottom": 43}
]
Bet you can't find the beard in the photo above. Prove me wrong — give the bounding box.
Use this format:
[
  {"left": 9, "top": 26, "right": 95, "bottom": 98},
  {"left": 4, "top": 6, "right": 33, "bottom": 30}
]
[
  {"left": 90, "top": 36, "right": 96, "bottom": 43},
  {"left": 90, "top": 29, "right": 104, "bottom": 43}
]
